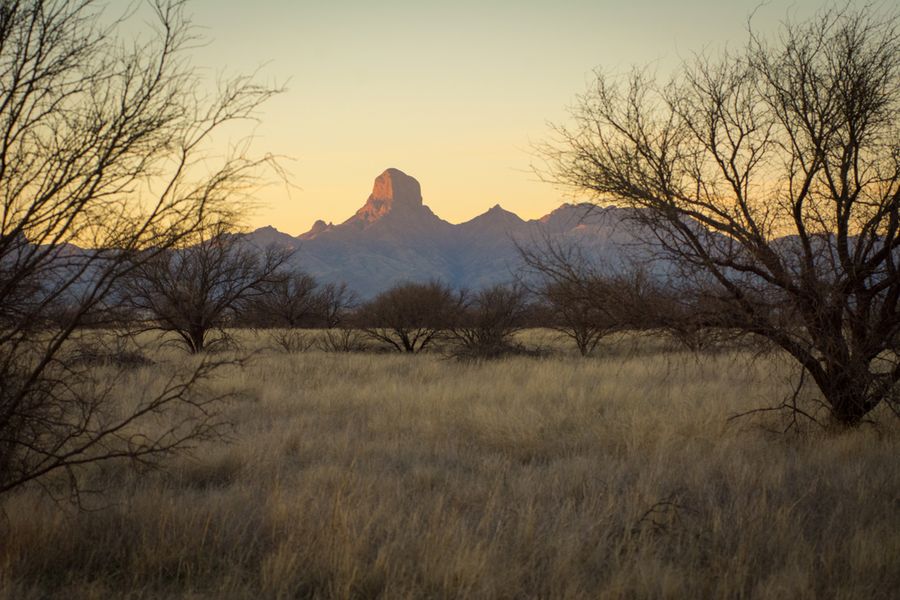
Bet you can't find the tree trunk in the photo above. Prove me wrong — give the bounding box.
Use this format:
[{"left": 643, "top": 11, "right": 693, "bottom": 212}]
[
  {"left": 189, "top": 327, "right": 206, "bottom": 354},
  {"left": 820, "top": 377, "right": 878, "bottom": 427}
]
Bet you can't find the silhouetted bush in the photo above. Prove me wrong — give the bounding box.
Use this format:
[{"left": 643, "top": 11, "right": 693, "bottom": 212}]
[
  {"left": 318, "top": 327, "right": 369, "bottom": 353},
  {"left": 449, "top": 284, "right": 530, "bottom": 360},
  {"left": 125, "top": 225, "right": 290, "bottom": 353},
  {"left": 356, "top": 281, "right": 463, "bottom": 353}
]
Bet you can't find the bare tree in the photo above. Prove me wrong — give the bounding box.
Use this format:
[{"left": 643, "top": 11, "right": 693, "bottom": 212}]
[
  {"left": 315, "top": 281, "right": 362, "bottom": 351},
  {"left": 0, "top": 0, "right": 278, "bottom": 498},
  {"left": 126, "top": 224, "right": 290, "bottom": 353},
  {"left": 538, "top": 7, "right": 900, "bottom": 425},
  {"left": 243, "top": 273, "right": 356, "bottom": 329},
  {"left": 356, "top": 281, "right": 463, "bottom": 353},
  {"left": 449, "top": 284, "right": 529, "bottom": 359},
  {"left": 245, "top": 270, "right": 319, "bottom": 328},
  {"left": 317, "top": 282, "right": 357, "bottom": 329},
  {"left": 242, "top": 272, "right": 357, "bottom": 353},
  {"left": 318, "top": 327, "right": 368, "bottom": 353},
  {"left": 246, "top": 269, "right": 320, "bottom": 353},
  {"left": 519, "top": 239, "right": 629, "bottom": 356},
  {"left": 521, "top": 239, "right": 747, "bottom": 354}
]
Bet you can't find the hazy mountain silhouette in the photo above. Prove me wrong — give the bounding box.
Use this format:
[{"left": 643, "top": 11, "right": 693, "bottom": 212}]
[{"left": 250, "top": 168, "right": 643, "bottom": 297}]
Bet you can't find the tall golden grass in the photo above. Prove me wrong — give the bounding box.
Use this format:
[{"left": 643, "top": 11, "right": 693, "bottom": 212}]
[{"left": 1, "top": 332, "right": 897, "bottom": 599}]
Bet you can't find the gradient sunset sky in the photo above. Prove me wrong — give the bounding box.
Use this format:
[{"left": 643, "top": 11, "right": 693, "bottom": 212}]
[{"left": 184, "top": 0, "right": 831, "bottom": 235}]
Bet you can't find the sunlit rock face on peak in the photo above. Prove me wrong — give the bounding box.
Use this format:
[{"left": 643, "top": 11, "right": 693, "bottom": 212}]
[{"left": 352, "top": 168, "right": 423, "bottom": 223}]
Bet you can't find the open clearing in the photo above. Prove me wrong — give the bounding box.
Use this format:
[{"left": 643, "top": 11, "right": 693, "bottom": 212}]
[{"left": 2, "top": 332, "right": 898, "bottom": 599}]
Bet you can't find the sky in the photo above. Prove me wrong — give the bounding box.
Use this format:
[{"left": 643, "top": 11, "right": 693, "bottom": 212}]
[{"left": 176, "top": 0, "right": 832, "bottom": 235}]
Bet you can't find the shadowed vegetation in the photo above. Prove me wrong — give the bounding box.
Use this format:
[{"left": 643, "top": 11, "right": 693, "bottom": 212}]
[{"left": 1, "top": 331, "right": 897, "bottom": 599}]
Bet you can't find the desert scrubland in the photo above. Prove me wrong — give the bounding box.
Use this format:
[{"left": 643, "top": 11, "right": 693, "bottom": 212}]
[{"left": 1, "top": 331, "right": 897, "bottom": 599}]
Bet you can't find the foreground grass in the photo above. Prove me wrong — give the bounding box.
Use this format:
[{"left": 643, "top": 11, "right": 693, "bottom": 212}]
[{"left": 1, "top": 334, "right": 898, "bottom": 599}]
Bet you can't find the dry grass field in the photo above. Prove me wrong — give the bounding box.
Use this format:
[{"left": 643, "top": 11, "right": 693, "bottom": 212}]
[{"left": 1, "top": 331, "right": 898, "bottom": 599}]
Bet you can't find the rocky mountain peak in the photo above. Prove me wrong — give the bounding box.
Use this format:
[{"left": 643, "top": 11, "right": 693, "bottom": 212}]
[
  {"left": 352, "top": 168, "right": 423, "bottom": 224},
  {"left": 298, "top": 219, "right": 333, "bottom": 240},
  {"left": 487, "top": 204, "right": 519, "bottom": 217},
  {"left": 248, "top": 225, "right": 299, "bottom": 249},
  {"left": 462, "top": 203, "right": 524, "bottom": 228}
]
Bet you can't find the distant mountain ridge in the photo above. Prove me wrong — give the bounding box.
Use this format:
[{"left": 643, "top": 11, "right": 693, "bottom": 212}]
[{"left": 249, "top": 168, "right": 640, "bottom": 297}]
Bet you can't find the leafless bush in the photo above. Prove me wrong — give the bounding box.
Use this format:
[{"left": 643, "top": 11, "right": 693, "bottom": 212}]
[
  {"left": 449, "top": 284, "right": 530, "bottom": 360},
  {"left": 356, "top": 281, "right": 463, "bottom": 353},
  {"left": 317, "top": 282, "right": 358, "bottom": 328},
  {"left": 246, "top": 272, "right": 321, "bottom": 328},
  {"left": 519, "top": 237, "right": 632, "bottom": 356},
  {"left": 68, "top": 332, "right": 154, "bottom": 369},
  {"left": 318, "top": 327, "right": 369, "bottom": 353},
  {"left": 125, "top": 224, "right": 291, "bottom": 354},
  {"left": 267, "top": 330, "right": 318, "bottom": 354}
]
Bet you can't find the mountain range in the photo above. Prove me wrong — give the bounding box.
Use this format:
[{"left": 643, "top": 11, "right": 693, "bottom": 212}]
[{"left": 249, "top": 168, "right": 642, "bottom": 297}]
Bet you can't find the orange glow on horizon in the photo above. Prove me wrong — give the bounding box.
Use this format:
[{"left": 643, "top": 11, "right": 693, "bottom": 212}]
[{"left": 181, "top": 0, "right": 830, "bottom": 236}]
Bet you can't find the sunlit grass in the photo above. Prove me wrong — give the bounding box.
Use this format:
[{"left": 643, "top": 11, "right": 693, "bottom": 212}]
[{"left": 1, "top": 332, "right": 897, "bottom": 599}]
